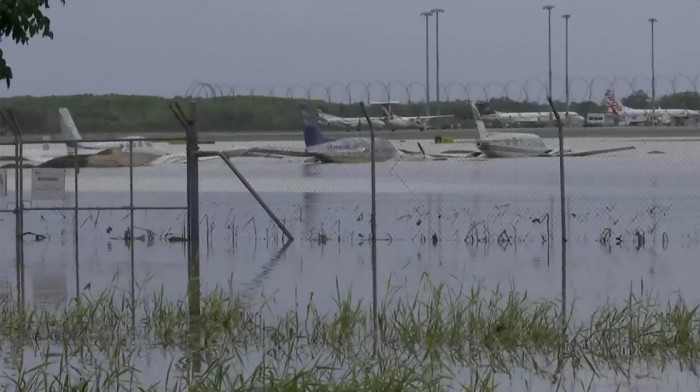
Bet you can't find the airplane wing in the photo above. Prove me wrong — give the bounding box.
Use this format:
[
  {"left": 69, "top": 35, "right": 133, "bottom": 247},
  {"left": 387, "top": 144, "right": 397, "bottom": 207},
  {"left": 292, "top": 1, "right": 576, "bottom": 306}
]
[
  {"left": 562, "top": 146, "right": 636, "bottom": 157},
  {"left": 537, "top": 146, "right": 636, "bottom": 157},
  {"left": 223, "top": 148, "right": 316, "bottom": 159},
  {"left": 437, "top": 149, "right": 483, "bottom": 157},
  {"left": 419, "top": 115, "right": 456, "bottom": 120},
  {"left": 398, "top": 148, "right": 481, "bottom": 159},
  {"left": 0, "top": 155, "right": 39, "bottom": 168},
  {"left": 398, "top": 142, "right": 482, "bottom": 160}
]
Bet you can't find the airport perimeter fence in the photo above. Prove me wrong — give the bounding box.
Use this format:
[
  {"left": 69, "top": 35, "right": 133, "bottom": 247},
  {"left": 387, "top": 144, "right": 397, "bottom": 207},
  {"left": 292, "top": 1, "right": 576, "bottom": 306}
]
[
  {"left": 0, "top": 132, "right": 193, "bottom": 308},
  {"left": 0, "top": 101, "right": 699, "bottom": 329},
  {"left": 186, "top": 74, "right": 700, "bottom": 105},
  {"left": 1, "top": 101, "right": 700, "bottom": 389}
]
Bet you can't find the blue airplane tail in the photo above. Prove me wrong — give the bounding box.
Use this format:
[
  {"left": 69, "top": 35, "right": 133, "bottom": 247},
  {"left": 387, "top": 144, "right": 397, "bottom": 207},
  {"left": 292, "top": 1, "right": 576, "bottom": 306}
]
[{"left": 301, "top": 103, "right": 329, "bottom": 147}]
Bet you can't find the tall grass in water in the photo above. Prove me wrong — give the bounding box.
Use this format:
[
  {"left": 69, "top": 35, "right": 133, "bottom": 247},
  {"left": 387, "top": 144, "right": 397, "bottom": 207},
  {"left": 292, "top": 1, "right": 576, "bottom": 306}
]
[{"left": 0, "top": 276, "right": 699, "bottom": 390}]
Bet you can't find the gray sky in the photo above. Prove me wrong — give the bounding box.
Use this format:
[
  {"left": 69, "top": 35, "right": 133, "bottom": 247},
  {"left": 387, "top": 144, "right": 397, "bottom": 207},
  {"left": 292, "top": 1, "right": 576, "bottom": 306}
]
[{"left": 1, "top": 0, "right": 699, "bottom": 101}]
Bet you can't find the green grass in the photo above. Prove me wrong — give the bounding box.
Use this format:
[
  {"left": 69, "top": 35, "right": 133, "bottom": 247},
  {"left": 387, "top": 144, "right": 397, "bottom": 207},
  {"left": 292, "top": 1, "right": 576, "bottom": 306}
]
[{"left": 0, "top": 276, "right": 699, "bottom": 390}]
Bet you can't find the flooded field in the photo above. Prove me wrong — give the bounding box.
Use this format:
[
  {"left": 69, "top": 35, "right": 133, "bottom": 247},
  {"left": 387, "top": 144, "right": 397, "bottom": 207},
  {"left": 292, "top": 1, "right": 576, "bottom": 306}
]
[{"left": 2, "top": 136, "right": 700, "bottom": 390}]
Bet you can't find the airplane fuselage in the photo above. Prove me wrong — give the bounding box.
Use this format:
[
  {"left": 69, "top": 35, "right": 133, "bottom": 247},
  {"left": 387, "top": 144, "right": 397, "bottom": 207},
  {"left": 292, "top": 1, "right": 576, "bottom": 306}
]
[
  {"left": 306, "top": 137, "right": 397, "bottom": 163},
  {"left": 384, "top": 117, "right": 423, "bottom": 130},
  {"left": 475, "top": 133, "right": 552, "bottom": 158},
  {"left": 317, "top": 112, "right": 385, "bottom": 130},
  {"left": 485, "top": 111, "right": 584, "bottom": 126}
]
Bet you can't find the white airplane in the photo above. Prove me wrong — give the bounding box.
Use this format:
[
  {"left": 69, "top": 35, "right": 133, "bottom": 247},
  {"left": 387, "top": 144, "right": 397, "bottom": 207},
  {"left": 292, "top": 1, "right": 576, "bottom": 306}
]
[
  {"left": 315, "top": 109, "right": 386, "bottom": 131},
  {"left": 0, "top": 108, "right": 178, "bottom": 168},
  {"left": 236, "top": 104, "right": 471, "bottom": 163},
  {"left": 603, "top": 89, "right": 697, "bottom": 125},
  {"left": 469, "top": 101, "right": 635, "bottom": 158},
  {"left": 58, "top": 108, "right": 170, "bottom": 164},
  {"left": 376, "top": 103, "right": 454, "bottom": 131},
  {"left": 476, "top": 102, "right": 585, "bottom": 127},
  {"left": 58, "top": 108, "right": 166, "bottom": 158}
]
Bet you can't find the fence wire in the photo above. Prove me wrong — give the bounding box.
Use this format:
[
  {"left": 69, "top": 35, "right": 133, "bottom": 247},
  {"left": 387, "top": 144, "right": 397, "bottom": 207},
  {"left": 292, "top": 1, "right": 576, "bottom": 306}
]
[
  {"left": 185, "top": 74, "right": 700, "bottom": 104},
  {"left": 1, "top": 104, "right": 700, "bottom": 390}
]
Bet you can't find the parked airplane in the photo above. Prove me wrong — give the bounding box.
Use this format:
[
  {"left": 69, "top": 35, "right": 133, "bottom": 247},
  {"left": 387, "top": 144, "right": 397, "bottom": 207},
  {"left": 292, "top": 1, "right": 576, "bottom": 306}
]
[
  {"left": 58, "top": 108, "right": 166, "bottom": 158},
  {"left": 0, "top": 108, "right": 176, "bottom": 168},
  {"left": 469, "top": 101, "right": 635, "bottom": 158},
  {"left": 315, "top": 109, "right": 386, "bottom": 131},
  {"left": 603, "top": 89, "right": 697, "bottom": 125},
  {"left": 604, "top": 89, "right": 664, "bottom": 125},
  {"left": 476, "top": 102, "right": 585, "bottom": 127},
  {"left": 237, "top": 104, "right": 471, "bottom": 163},
  {"left": 376, "top": 103, "right": 455, "bottom": 131}
]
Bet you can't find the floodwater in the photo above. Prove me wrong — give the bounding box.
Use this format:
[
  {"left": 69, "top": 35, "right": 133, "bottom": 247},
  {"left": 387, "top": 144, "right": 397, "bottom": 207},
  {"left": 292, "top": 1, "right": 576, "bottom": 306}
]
[{"left": 2, "top": 136, "right": 700, "bottom": 390}]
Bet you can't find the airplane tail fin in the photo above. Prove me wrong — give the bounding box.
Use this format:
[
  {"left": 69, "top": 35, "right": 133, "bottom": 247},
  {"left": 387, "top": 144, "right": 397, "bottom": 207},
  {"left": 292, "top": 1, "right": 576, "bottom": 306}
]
[
  {"left": 58, "top": 108, "right": 83, "bottom": 153},
  {"left": 474, "top": 101, "right": 495, "bottom": 116},
  {"left": 380, "top": 103, "right": 393, "bottom": 118},
  {"left": 59, "top": 108, "right": 82, "bottom": 140},
  {"left": 300, "top": 103, "right": 329, "bottom": 147},
  {"left": 604, "top": 89, "right": 624, "bottom": 116},
  {"left": 469, "top": 101, "right": 490, "bottom": 140}
]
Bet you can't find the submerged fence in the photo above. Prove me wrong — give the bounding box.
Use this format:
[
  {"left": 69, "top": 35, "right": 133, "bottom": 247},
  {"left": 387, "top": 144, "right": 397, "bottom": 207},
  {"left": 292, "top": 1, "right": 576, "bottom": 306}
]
[
  {"left": 0, "top": 136, "right": 189, "bottom": 305},
  {"left": 0, "top": 101, "right": 698, "bottom": 307},
  {"left": 1, "top": 100, "right": 700, "bottom": 389}
]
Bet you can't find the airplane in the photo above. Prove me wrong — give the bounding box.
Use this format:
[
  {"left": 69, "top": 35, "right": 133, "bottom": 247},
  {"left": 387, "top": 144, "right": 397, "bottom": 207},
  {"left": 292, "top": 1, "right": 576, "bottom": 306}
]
[
  {"left": 469, "top": 101, "right": 635, "bottom": 158},
  {"left": 476, "top": 102, "right": 585, "bottom": 128},
  {"left": 315, "top": 108, "right": 386, "bottom": 131},
  {"left": 236, "top": 103, "right": 473, "bottom": 163},
  {"left": 603, "top": 89, "right": 698, "bottom": 125},
  {"left": 375, "top": 102, "right": 455, "bottom": 131},
  {"left": 1, "top": 109, "right": 179, "bottom": 168},
  {"left": 58, "top": 108, "right": 166, "bottom": 158}
]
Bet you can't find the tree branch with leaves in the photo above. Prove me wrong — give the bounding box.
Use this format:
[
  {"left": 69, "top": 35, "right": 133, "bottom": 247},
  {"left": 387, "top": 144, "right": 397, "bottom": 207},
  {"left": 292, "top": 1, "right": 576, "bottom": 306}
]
[{"left": 0, "top": 0, "right": 65, "bottom": 87}]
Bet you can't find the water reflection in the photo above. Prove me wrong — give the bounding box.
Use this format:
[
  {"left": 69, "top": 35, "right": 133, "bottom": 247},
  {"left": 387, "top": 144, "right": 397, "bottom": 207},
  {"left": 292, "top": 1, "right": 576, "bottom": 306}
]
[
  {"left": 239, "top": 240, "right": 293, "bottom": 303},
  {"left": 0, "top": 270, "right": 12, "bottom": 302},
  {"left": 32, "top": 268, "right": 67, "bottom": 310}
]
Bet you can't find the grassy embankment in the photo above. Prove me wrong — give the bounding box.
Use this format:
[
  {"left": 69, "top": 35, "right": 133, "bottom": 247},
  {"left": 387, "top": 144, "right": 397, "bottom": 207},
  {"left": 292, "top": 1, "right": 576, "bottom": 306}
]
[
  {"left": 0, "top": 95, "right": 477, "bottom": 137},
  {"left": 2, "top": 90, "right": 698, "bottom": 138}
]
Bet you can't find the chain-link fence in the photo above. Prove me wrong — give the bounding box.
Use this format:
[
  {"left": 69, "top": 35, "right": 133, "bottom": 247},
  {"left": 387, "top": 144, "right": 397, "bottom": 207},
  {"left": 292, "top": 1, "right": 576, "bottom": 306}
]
[
  {"left": 0, "top": 100, "right": 698, "bottom": 311},
  {"left": 1, "top": 99, "right": 700, "bottom": 389}
]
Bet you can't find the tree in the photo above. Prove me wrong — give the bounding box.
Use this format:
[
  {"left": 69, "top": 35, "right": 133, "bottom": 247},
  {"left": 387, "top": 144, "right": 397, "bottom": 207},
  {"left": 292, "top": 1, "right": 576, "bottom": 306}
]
[
  {"left": 657, "top": 92, "right": 700, "bottom": 110},
  {"left": 621, "top": 89, "right": 650, "bottom": 109},
  {"left": 0, "top": 0, "right": 65, "bottom": 87},
  {"left": 569, "top": 100, "right": 605, "bottom": 116}
]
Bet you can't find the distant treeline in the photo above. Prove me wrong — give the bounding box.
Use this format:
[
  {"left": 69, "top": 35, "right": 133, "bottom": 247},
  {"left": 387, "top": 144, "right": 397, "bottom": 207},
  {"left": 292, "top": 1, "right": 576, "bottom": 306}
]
[{"left": 0, "top": 91, "right": 697, "bottom": 136}]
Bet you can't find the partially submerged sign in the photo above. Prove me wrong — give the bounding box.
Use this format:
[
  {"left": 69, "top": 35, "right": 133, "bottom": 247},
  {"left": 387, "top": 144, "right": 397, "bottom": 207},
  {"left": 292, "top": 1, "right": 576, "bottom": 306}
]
[
  {"left": 0, "top": 169, "right": 6, "bottom": 197},
  {"left": 31, "top": 168, "right": 66, "bottom": 200}
]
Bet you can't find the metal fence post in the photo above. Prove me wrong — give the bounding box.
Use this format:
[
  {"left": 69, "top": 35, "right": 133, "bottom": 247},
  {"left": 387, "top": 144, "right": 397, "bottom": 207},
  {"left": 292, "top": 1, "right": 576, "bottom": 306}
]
[
  {"left": 10, "top": 117, "right": 24, "bottom": 304},
  {"left": 2, "top": 109, "right": 26, "bottom": 305},
  {"left": 186, "top": 101, "right": 201, "bottom": 316},
  {"left": 74, "top": 135, "right": 80, "bottom": 299},
  {"left": 185, "top": 101, "right": 202, "bottom": 378},
  {"left": 360, "top": 101, "right": 378, "bottom": 357},
  {"left": 547, "top": 98, "right": 567, "bottom": 326},
  {"left": 129, "top": 140, "right": 136, "bottom": 328}
]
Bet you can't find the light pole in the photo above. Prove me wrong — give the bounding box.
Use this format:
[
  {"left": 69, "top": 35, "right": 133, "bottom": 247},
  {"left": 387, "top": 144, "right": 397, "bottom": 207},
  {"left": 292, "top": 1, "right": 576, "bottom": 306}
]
[
  {"left": 543, "top": 5, "right": 554, "bottom": 99},
  {"left": 649, "top": 17, "right": 657, "bottom": 125},
  {"left": 421, "top": 11, "right": 432, "bottom": 117},
  {"left": 543, "top": 5, "right": 554, "bottom": 124},
  {"left": 431, "top": 8, "right": 445, "bottom": 117},
  {"left": 562, "top": 14, "right": 570, "bottom": 121}
]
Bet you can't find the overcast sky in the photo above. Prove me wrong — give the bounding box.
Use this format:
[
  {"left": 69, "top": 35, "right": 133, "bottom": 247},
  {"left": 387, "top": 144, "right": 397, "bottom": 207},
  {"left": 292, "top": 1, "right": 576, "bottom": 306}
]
[{"left": 1, "top": 0, "right": 698, "bottom": 101}]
